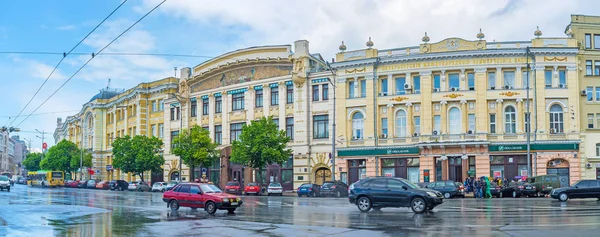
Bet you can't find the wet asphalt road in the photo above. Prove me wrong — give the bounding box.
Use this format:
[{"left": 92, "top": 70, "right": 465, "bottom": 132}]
[{"left": 1, "top": 185, "right": 600, "bottom": 237}]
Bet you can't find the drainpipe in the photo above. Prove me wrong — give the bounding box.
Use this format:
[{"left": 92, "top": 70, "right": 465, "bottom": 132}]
[{"left": 373, "top": 58, "right": 380, "bottom": 177}]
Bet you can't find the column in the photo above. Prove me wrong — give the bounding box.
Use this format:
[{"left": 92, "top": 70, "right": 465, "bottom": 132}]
[
  {"left": 246, "top": 89, "right": 254, "bottom": 123},
  {"left": 387, "top": 104, "right": 394, "bottom": 138},
  {"left": 496, "top": 99, "right": 504, "bottom": 134},
  {"left": 553, "top": 66, "right": 558, "bottom": 88},
  {"left": 474, "top": 68, "right": 488, "bottom": 133},
  {"left": 406, "top": 102, "right": 413, "bottom": 136},
  {"left": 440, "top": 70, "right": 446, "bottom": 92},
  {"left": 534, "top": 65, "right": 547, "bottom": 134},
  {"left": 123, "top": 107, "right": 128, "bottom": 136},
  {"left": 365, "top": 76, "right": 375, "bottom": 144},
  {"left": 209, "top": 95, "right": 215, "bottom": 140},
  {"left": 222, "top": 92, "right": 230, "bottom": 145},
  {"left": 419, "top": 71, "right": 433, "bottom": 135},
  {"left": 278, "top": 82, "right": 286, "bottom": 130},
  {"left": 263, "top": 85, "right": 270, "bottom": 118},
  {"left": 459, "top": 69, "right": 466, "bottom": 91},
  {"left": 440, "top": 100, "right": 448, "bottom": 134},
  {"left": 515, "top": 67, "right": 522, "bottom": 89},
  {"left": 353, "top": 77, "right": 358, "bottom": 98},
  {"left": 516, "top": 98, "right": 524, "bottom": 133},
  {"left": 387, "top": 74, "right": 393, "bottom": 96},
  {"left": 460, "top": 100, "right": 468, "bottom": 133},
  {"left": 496, "top": 68, "right": 503, "bottom": 89}
]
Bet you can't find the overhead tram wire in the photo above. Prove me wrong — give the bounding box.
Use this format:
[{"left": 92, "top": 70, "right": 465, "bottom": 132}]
[
  {"left": 15, "top": 0, "right": 167, "bottom": 128},
  {"left": 0, "top": 110, "right": 80, "bottom": 118},
  {"left": 7, "top": 0, "right": 129, "bottom": 127},
  {"left": 0, "top": 51, "right": 278, "bottom": 62}
]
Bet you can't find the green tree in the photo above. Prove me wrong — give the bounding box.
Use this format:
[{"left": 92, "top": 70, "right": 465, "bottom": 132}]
[
  {"left": 112, "top": 135, "right": 165, "bottom": 182},
  {"left": 231, "top": 116, "right": 292, "bottom": 184},
  {"left": 23, "top": 152, "right": 43, "bottom": 171},
  {"left": 70, "top": 149, "right": 93, "bottom": 180},
  {"left": 171, "top": 125, "right": 219, "bottom": 181},
  {"left": 40, "top": 139, "right": 79, "bottom": 173}
]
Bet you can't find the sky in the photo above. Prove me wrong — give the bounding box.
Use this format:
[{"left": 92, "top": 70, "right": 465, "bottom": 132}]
[{"left": 1, "top": 0, "right": 599, "bottom": 150}]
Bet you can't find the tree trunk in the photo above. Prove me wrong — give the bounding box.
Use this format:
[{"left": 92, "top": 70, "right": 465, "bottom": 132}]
[
  {"left": 190, "top": 164, "right": 195, "bottom": 181},
  {"left": 258, "top": 167, "right": 263, "bottom": 185},
  {"left": 139, "top": 173, "right": 144, "bottom": 183}
]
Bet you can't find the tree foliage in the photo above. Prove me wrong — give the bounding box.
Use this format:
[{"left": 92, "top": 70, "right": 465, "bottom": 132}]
[
  {"left": 23, "top": 152, "right": 43, "bottom": 171},
  {"left": 171, "top": 125, "right": 219, "bottom": 181},
  {"left": 112, "top": 135, "right": 165, "bottom": 182},
  {"left": 40, "top": 139, "right": 79, "bottom": 173},
  {"left": 70, "top": 149, "right": 92, "bottom": 180},
  {"left": 231, "top": 116, "right": 292, "bottom": 183}
]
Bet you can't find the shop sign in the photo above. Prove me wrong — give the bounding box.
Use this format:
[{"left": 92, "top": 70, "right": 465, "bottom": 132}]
[
  {"left": 489, "top": 143, "right": 579, "bottom": 152},
  {"left": 385, "top": 173, "right": 392, "bottom": 177},
  {"left": 493, "top": 171, "right": 501, "bottom": 178},
  {"left": 520, "top": 170, "right": 528, "bottom": 176},
  {"left": 338, "top": 147, "right": 419, "bottom": 157},
  {"left": 423, "top": 170, "right": 430, "bottom": 183}
]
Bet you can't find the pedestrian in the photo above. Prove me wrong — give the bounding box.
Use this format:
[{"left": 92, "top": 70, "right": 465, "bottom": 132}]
[
  {"left": 464, "top": 178, "right": 470, "bottom": 194},
  {"left": 475, "top": 179, "right": 482, "bottom": 198},
  {"left": 484, "top": 177, "right": 492, "bottom": 198}
]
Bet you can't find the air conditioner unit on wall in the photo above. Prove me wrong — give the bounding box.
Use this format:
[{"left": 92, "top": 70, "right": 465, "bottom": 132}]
[
  {"left": 413, "top": 132, "right": 420, "bottom": 137},
  {"left": 433, "top": 88, "right": 440, "bottom": 92},
  {"left": 581, "top": 90, "right": 588, "bottom": 96},
  {"left": 559, "top": 84, "right": 566, "bottom": 88},
  {"left": 433, "top": 130, "right": 439, "bottom": 135},
  {"left": 380, "top": 134, "right": 387, "bottom": 139},
  {"left": 468, "top": 130, "right": 474, "bottom": 134},
  {"left": 451, "top": 87, "right": 458, "bottom": 92}
]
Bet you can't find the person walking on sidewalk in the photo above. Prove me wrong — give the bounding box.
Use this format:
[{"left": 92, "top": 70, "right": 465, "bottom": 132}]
[
  {"left": 484, "top": 177, "right": 493, "bottom": 198},
  {"left": 474, "top": 179, "right": 482, "bottom": 198}
]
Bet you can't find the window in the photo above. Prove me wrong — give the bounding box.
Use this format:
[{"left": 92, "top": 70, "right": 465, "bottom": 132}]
[
  {"left": 414, "top": 116, "right": 420, "bottom": 134},
  {"left": 158, "top": 99, "right": 164, "bottom": 111},
  {"left": 597, "top": 113, "right": 600, "bottom": 130},
  {"left": 202, "top": 98, "right": 209, "bottom": 115},
  {"left": 215, "top": 96, "right": 222, "bottom": 113},
  {"left": 255, "top": 89, "right": 263, "bottom": 108},
  {"left": 468, "top": 114, "right": 475, "bottom": 132},
  {"left": 352, "top": 113, "right": 365, "bottom": 139},
  {"left": 286, "top": 84, "right": 293, "bottom": 104},
  {"left": 395, "top": 77, "right": 406, "bottom": 95},
  {"left": 151, "top": 124, "right": 156, "bottom": 137},
  {"left": 595, "top": 35, "right": 600, "bottom": 49},
  {"left": 232, "top": 93, "right": 244, "bottom": 111},
  {"left": 381, "top": 78, "right": 388, "bottom": 95},
  {"left": 395, "top": 110, "right": 407, "bottom": 137},
  {"left": 158, "top": 124, "right": 164, "bottom": 138},
  {"left": 170, "top": 130, "right": 179, "bottom": 148},
  {"left": 190, "top": 100, "right": 197, "bottom": 117},
  {"left": 587, "top": 86, "right": 594, "bottom": 101},
  {"left": 313, "top": 115, "right": 329, "bottom": 139},
  {"left": 273, "top": 118, "right": 279, "bottom": 128},
  {"left": 596, "top": 61, "right": 600, "bottom": 76},
  {"left": 504, "top": 106, "right": 516, "bottom": 134},
  {"left": 522, "top": 71, "right": 529, "bottom": 89},
  {"left": 558, "top": 70, "right": 566, "bottom": 87},
  {"left": 588, "top": 114, "right": 594, "bottom": 129},
  {"left": 322, "top": 84, "right": 329, "bottom": 100},
  {"left": 433, "top": 74, "right": 441, "bottom": 91},
  {"left": 490, "top": 114, "right": 496, "bottom": 134},
  {"left": 381, "top": 118, "right": 388, "bottom": 136},
  {"left": 549, "top": 104, "right": 564, "bottom": 133},
  {"left": 170, "top": 107, "right": 176, "bottom": 121},
  {"left": 433, "top": 115, "right": 441, "bottom": 133},
  {"left": 312, "top": 85, "right": 320, "bottom": 101},
  {"left": 271, "top": 87, "right": 279, "bottom": 105},
  {"left": 503, "top": 71, "right": 515, "bottom": 88},
  {"left": 413, "top": 75, "right": 421, "bottom": 93},
  {"left": 360, "top": 80, "right": 366, "bottom": 97},
  {"left": 467, "top": 73, "right": 475, "bottom": 90},
  {"left": 230, "top": 123, "right": 245, "bottom": 142},
  {"left": 214, "top": 125, "right": 222, "bottom": 145},
  {"left": 348, "top": 81, "right": 355, "bottom": 98},
  {"left": 190, "top": 186, "right": 200, "bottom": 194},
  {"left": 488, "top": 72, "right": 496, "bottom": 89},
  {"left": 597, "top": 88, "right": 600, "bottom": 102},
  {"left": 152, "top": 101, "right": 157, "bottom": 112},
  {"left": 587, "top": 60, "right": 593, "bottom": 75},
  {"left": 585, "top": 34, "right": 591, "bottom": 49},
  {"left": 202, "top": 126, "right": 209, "bottom": 131},
  {"left": 596, "top": 143, "right": 600, "bottom": 156},
  {"left": 448, "top": 107, "right": 461, "bottom": 134},
  {"left": 544, "top": 70, "right": 552, "bottom": 88},
  {"left": 448, "top": 73, "right": 460, "bottom": 90},
  {"left": 286, "top": 117, "right": 294, "bottom": 139}
]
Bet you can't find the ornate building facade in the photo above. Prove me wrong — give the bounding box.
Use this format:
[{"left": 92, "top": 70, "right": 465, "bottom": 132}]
[
  {"left": 163, "top": 40, "right": 335, "bottom": 190},
  {"left": 54, "top": 78, "right": 178, "bottom": 181},
  {"left": 331, "top": 29, "right": 583, "bottom": 186}
]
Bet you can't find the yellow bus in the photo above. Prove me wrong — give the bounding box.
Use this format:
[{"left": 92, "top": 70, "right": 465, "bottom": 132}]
[{"left": 27, "top": 171, "right": 64, "bottom": 187}]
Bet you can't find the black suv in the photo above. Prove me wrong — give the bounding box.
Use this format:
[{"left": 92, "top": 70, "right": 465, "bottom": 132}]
[
  {"left": 551, "top": 180, "right": 600, "bottom": 202},
  {"left": 320, "top": 181, "right": 349, "bottom": 198},
  {"left": 348, "top": 177, "right": 443, "bottom": 213},
  {"left": 110, "top": 180, "right": 129, "bottom": 191}
]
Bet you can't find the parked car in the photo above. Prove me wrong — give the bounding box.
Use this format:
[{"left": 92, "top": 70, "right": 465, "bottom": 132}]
[
  {"left": 68, "top": 180, "right": 80, "bottom": 188},
  {"left": 498, "top": 181, "right": 536, "bottom": 198},
  {"left": 416, "top": 182, "right": 430, "bottom": 188},
  {"left": 165, "top": 181, "right": 179, "bottom": 191},
  {"left": 244, "top": 182, "right": 261, "bottom": 195},
  {"left": 152, "top": 182, "right": 168, "bottom": 192},
  {"left": 128, "top": 181, "right": 141, "bottom": 191},
  {"left": 528, "top": 174, "right": 561, "bottom": 196},
  {"left": 137, "top": 182, "right": 151, "bottom": 192},
  {"left": 86, "top": 180, "right": 98, "bottom": 189},
  {"left": 16, "top": 177, "right": 27, "bottom": 185},
  {"left": 297, "top": 183, "right": 321, "bottom": 197},
  {"left": 266, "top": 182, "right": 283, "bottom": 196},
  {"left": 425, "top": 181, "right": 465, "bottom": 199},
  {"left": 225, "top": 181, "right": 242, "bottom": 195},
  {"left": 163, "top": 183, "right": 243, "bottom": 214},
  {"left": 490, "top": 182, "right": 502, "bottom": 198},
  {"left": 96, "top": 180, "right": 110, "bottom": 190},
  {"left": 110, "top": 180, "right": 128, "bottom": 191},
  {"left": 551, "top": 180, "right": 600, "bottom": 202},
  {"left": 348, "top": 177, "right": 443, "bottom": 214},
  {"left": 0, "top": 175, "right": 10, "bottom": 192},
  {"left": 320, "top": 181, "right": 348, "bottom": 198},
  {"left": 78, "top": 180, "right": 88, "bottom": 188}
]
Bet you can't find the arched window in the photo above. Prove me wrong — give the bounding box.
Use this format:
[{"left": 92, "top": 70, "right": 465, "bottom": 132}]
[
  {"left": 395, "top": 110, "right": 407, "bottom": 137},
  {"left": 352, "top": 112, "right": 364, "bottom": 140},
  {"left": 549, "top": 104, "right": 564, "bottom": 133},
  {"left": 504, "top": 106, "right": 516, "bottom": 134},
  {"left": 448, "top": 107, "right": 461, "bottom": 134}
]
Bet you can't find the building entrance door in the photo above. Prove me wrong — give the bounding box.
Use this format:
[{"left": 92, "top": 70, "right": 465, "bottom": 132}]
[
  {"left": 448, "top": 157, "right": 462, "bottom": 182},
  {"left": 547, "top": 168, "right": 570, "bottom": 187}
]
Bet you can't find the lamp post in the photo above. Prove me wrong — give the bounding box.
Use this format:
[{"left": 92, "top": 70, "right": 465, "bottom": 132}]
[
  {"left": 325, "top": 62, "right": 337, "bottom": 181},
  {"left": 525, "top": 46, "right": 535, "bottom": 177},
  {"left": 171, "top": 92, "right": 187, "bottom": 181}
]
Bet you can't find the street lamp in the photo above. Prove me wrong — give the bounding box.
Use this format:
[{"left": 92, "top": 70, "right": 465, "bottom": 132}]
[
  {"left": 170, "top": 92, "right": 188, "bottom": 181},
  {"left": 325, "top": 62, "right": 337, "bottom": 181}
]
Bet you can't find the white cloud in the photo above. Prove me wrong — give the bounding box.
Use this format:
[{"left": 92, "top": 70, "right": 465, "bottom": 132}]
[
  {"left": 139, "top": 0, "right": 600, "bottom": 59},
  {"left": 57, "top": 25, "right": 76, "bottom": 30},
  {"left": 11, "top": 57, "right": 67, "bottom": 81}
]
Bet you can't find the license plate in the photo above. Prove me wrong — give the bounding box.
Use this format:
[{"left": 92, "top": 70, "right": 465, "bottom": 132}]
[
  {"left": 301, "top": 189, "right": 307, "bottom": 191},
  {"left": 229, "top": 189, "right": 236, "bottom": 191},
  {"left": 526, "top": 187, "right": 531, "bottom": 189},
  {"left": 231, "top": 202, "right": 238, "bottom": 206}
]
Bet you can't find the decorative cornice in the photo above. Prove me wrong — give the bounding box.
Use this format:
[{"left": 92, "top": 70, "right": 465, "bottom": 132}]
[
  {"left": 390, "top": 96, "right": 409, "bottom": 102},
  {"left": 496, "top": 99, "right": 504, "bottom": 103},
  {"left": 500, "top": 91, "right": 520, "bottom": 97},
  {"left": 443, "top": 93, "right": 464, "bottom": 99},
  {"left": 440, "top": 100, "right": 448, "bottom": 105},
  {"left": 516, "top": 98, "right": 524, "bottom": 102}
]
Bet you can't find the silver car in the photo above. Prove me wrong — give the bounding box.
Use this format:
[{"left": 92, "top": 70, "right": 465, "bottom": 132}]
[
  {"left": 152, "top": 182, "right": 168, "bottom": 192},
  {"left": 267, "top": 183, "right": 283, "bottom": 196}
]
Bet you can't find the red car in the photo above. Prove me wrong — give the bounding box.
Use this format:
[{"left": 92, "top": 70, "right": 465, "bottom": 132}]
[
  {"left": 225, "top": 181, "right": 242, "bottom": 194},
  {"left": 244, "top": 182, "right": 261, "bottom": 196},
  {"left": 68, "top": 180, "right": 80, "bottom": 188},
  {"left": 163, "top": 183, "right": 242, "bottom": 214}
]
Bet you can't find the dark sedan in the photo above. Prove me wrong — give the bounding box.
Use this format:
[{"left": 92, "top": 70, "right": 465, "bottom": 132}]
[
  {"left": 425, "top": 181, "right": 464, "bottom": 199},
  {"left": 551, "top": 180, "right": 600, "bottom": 202},
  {"left": 320, "top": 181, "right": 348, "bottom": 198},
  {"left": 498, "top": 181, "right": 537, "bottom": 198}
]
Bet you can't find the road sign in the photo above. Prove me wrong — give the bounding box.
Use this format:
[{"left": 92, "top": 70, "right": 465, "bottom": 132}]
[
  {"left": 201, "top": 168, "right": 207, "bottom": 173},
  {"left": 106, "top": 165, "right": 113, "bottom": 171},
  {"left": 42, "top": 142, "right": 47, "bottom": 149}
]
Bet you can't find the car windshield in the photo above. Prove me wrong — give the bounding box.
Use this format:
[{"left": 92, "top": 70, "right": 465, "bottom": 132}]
[
  {"left": 0, "top": 176, "right": 8, "bottom": 181},
  {"left": 269, "top": 183, "right": 281, "bottom": 187},
  {"left": 226, "top": 182, "right": 240, "bottom": 186},
  {"left": 571, "top": 180, "right": 584, "bottom": 187},
  {"left": 321, "top": 182, "right": 334, "bottom": 188},
  {"left": 300, "top": 184, "right": 312, "bottom": 188},
  {"left": 153, "top": 183, "right": 161, "bottom": 186},
  {"left": 168, "top": 181, "right": 178, "bottom": 185},
  {"left": 248, "top": 183, "right": 258, "bottom": 186},
  {"left": 199, "top": 184, "right": 222, "bottom": 193},
  {"left": 399, "top": 178, "right": 420, "bottom": 189}
]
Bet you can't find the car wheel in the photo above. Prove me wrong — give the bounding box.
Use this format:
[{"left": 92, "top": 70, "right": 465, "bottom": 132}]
[
  {"left": 169, "top": 200, "right": 180, "bottom": 211},
  {"left": 357, "top": 196, "right": 372, "bottom": 212},
  {"left": 227, "top": 208, "right": 236, "bottom": 214},
  {"left": 411, "top": 197, "right": 426, "bottom": 214},
  {"left": 536, "top": 191, "right": 542, "bottom": 197},
  {"left": 267, "top": 193, "right": 271, "bottom": 196},
  {"left": 205, "top": 202, "right": 217, "bottom": 214},
  {"left": 336, "top": 191, "right": 341, "bottom": 198},
  {"left": 443, "top": 193, "right": 451, "bottom": 199},
  {"left": 162, "top": 189, "right": 165, "bottom": 193},
  {"left": 7, "top": 188, "right": 10, "bottom": 192},
  {"left": 120, "top": 187, "right": 124, "bottom": 191},
  {"left": 279, "top": 193, "right": 283, "bottom": 196},
  {"left": 512, "top": 191, "right": 519, "bottom": 198},
  {"left": 559, "top": 193, "right": 568, "bottom": 202}
]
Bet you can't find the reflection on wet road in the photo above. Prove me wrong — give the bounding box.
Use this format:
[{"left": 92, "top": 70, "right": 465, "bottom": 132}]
[{"left": 2, "top": 185, "right": 600, "bottom": 236}]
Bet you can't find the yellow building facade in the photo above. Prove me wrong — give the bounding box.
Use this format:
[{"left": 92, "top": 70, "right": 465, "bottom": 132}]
[
  {"left": 331, "top": 30, "right": 582, "bottom": 186},
  {"left": 54, "top": 77, "right": 178, "bottom": 181}
]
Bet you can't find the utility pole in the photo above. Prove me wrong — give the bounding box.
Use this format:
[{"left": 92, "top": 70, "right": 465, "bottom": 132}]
[
  {"left": 35, "top": 129, "right": 47, "bottom": 164},
  {"left": 325, "top": 62, "right": 337, "bottom": 181},
  {"left": 171, "top": 93, "right": 187, "bottom": 181}
]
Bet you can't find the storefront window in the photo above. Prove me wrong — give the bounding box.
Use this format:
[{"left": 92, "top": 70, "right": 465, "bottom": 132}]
[
  {"left": 341, "top": 172, "right": 348, "bottom": 184},
  {"left": 407, "top": 167, "right": 420, "bottom": 183},
  {"left": 490, "top": 165, "right": 504, "bottom": 179},
  {"left": 490, "top": 156, "right": 505, "bottom": 164},
  {"left": 382, "top": 167, "right": 395, "bottom": 177},
  {"left": 408, "top": 158, "right": 420, "bottom": 166},
  {"left": 382, "top": 159, "right": 395, "bottom": 167},
  {"left": 359, "top": 168, "right": 367, "bottom": 179}
]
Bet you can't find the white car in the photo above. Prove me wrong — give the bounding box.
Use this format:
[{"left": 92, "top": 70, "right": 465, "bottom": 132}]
[
  {"left": 152, "top": 182, "right": 168, "bottom": 192},
  {"left": 0, "top": 175, "right": 10, "bottom": 192},
  {"left": 267, "top": 183, "right": 283, "bottom": 196},
  {"left": 128, "top": 181, "right": 140, "bottom": 191}
]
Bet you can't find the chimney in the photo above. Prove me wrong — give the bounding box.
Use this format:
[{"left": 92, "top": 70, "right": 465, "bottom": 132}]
[
  {"left": 180, "top": 67, "right": 191, "bottom": 80},
  {"left": 293, "top": 40, "right": 309, "bottom": 57}
]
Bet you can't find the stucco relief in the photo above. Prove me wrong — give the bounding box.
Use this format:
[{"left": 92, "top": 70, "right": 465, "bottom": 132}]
[{"left": 190, "top": 65, "right": 292, "bottom": 93}]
